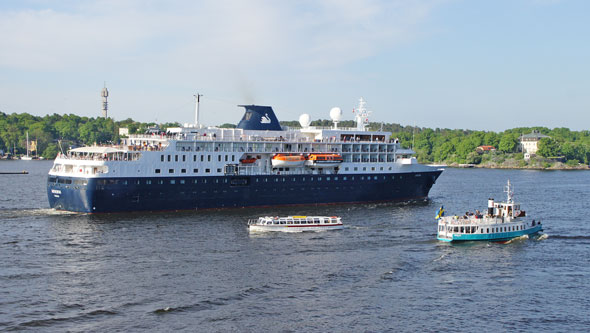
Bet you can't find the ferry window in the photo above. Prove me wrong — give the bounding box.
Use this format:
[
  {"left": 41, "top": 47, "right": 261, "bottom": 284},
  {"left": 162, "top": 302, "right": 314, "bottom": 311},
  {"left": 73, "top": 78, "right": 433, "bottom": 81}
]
[
  {"left": 169, "top": 169, "right": 174, "bottom": 173},
  {"left": 193, "top": 168, "right": 198, "bottom": 173},
  {"left": 217, "top": 168, "right": 222, "bottom": 173},
  {"left": 380, "top": 167, "right": 383, "bottom": 171},
  {"left": 167, "top": 155, "right": 171, "bottom": 162},
  {"left": 201, "top": 155, "right": 204, "bottom": 162},
  {"left": 389, "top": 167, "right": 392, "bottom": 170},
  {"left": 354, "top": 167, "right": 358, "bottom": 171},
  {"left": 363, "top": 167, "right": 367, "bottom": 171},
  {"left": 170, "top": 180, "right": 176, "bottom": 184},
  {"left": 232, "top": 155, "right": 235, "bottom": 162},
  {"left": 218, "top": 155, "right": 221, "bottom": 162},
  {"left": 175, "top": 155, "right": 178, "bottom": 162},
  {"left": 282, "top": 178, "right": 285, "bottom": 182},
  {"left": 487, "top": 228, "right": 489, "bottom": 233},
  {"left": 181, "top": 169, "right": 186, "bottom": 173},
  {"left": 161, "top": 155, "right": 164, "bottom": 162},
  {"left": 292, "top": 178, "right": 296, "bottom": 181},
  {"left": 193, "top": 155, "right": 196, "bottom": 162},
  {"left": 155, "top": 169, "right": 161, "bottom": 173},
  {"left": 183, "top": 155, "right": 186, "bottom": 162},
  {"left": 302, "top": 177, "right": 305, "bottom": 181},
  {"left": 225, "top": 155, "right": 228, "bottom": 162},
  {"left": 203, "top": 179, "right": 207, "bottom": 183},
  {"left": 351, "top": 176, "right": 355, "bottom": 180},
  {"left": 205, "top": 168, "right": 211, "bottom": 173},
  {"left": 345, "top": 167, "right": 349, "bottom": 171},
  {"left": 371, "top": 167, "right": 375, "bottom": 171},
  {"left": 208, "top": 155, "right": 211, "bottom": 162},
  {"left": 122, "top": 180, "right": 128, "bottom": 185}
]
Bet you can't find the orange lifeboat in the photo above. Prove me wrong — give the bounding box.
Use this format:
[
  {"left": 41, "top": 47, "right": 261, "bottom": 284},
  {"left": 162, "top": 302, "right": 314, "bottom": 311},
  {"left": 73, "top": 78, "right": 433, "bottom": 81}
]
[
  {"left": 271, "top": 154, "right": 306, "bottom": 168},
  {"left": 306, "top": 153, "right": 343, "bottom": 164},
  {"left": 240, "top": 157, "right": 257, "bottom": 164}
]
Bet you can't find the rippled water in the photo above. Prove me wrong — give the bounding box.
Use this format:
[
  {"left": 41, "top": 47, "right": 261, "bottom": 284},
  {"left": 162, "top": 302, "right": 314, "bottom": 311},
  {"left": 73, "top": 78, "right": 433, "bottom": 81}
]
[{"left": 1, "top": 160, "right": 589, "bottom": 332}]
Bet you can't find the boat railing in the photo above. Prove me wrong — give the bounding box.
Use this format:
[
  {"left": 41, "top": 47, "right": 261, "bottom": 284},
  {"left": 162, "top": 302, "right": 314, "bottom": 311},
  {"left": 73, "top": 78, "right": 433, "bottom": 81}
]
[{"left": 441, "top": 216, "right": 505, "bottom": 225}]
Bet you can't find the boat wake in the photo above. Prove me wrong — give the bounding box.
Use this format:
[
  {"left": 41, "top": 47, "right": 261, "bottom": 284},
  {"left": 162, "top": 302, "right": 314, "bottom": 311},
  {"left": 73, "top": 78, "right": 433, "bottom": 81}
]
[
  {"left": 503, "top": 235, "right": 529, "bottom": 244},
  {"left": 0, "top": 208, "right": 81, "bottom": 219},
  {"left": 536, "top": 233, "right": 549, "bottom": 241}
]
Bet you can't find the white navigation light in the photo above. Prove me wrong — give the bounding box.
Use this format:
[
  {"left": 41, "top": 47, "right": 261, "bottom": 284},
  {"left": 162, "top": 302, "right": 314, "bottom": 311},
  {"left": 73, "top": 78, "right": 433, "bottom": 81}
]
[
  {"left": 299, "top": 113, "right": 311, "bottom": 128},
  {"left": 330, "top": 107, "right": 342, "bottom": 129}
]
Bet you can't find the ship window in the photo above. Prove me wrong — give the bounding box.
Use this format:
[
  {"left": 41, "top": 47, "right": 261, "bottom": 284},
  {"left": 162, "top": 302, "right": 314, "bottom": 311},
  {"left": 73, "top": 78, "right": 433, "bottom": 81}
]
[
  {"left": 203, "top": 179, "right": 207, "bottom": 183},
  {"left": 155, "top": 169, "right": 161, "bottom": 173},
  {"left": 354, "top": 167, "right": 358, "bottom": 171},
  {"left": 122, "top": 180, "right": 128, "bottom": 185},
  {"left": 170, "top": 180, "right": 176, "bottom": 184},
  {"left": 193, "top": 168, "right": 198, "bottom": 173},
  {"left": 282, "top": 178, "right": 285, "bottom": 182},
  {"left": 215, "top": 179, "right": 219, "bottom": 183},
  {"left": 343, "top": 177, "right": 347, "bottom": 180},
  {"left": 380, "top": 167, "right": 383, "bottom": 171},
  {"left": 275, "top": 178, "right": 278, "bottom": 182},
  {"left": 161, "top": 155, "right": 164, "bottom": 162},
  {"left": 208, "top": 155, "right": 211, "bottom": 162},
  {"left": 183, "top": 155, "right": 186, "bottom": 162},
  {"left": 158, "top": 180, "right": 164, "bottom": 184},
  {"left": 193, "top": 155, "right": 196, "bottom": 162},
  {"left": 361, "top": 176, "right": 364, "bottom": 180},
  {"left": 363, "top": 167, "right": 367, "bottom": 171},
  {"left": 218, "top": 155, "right": 221, "bottom": 162},
  {"left": 292, "top": 178, "right": 296, "bottom": 181},
  {"left": 345, "top": 167, "right": 349, "bottom": 171},
  {"left": 371, "top": 167, "right": 375, "bottom": 171},
  {"left": 374, "top": 176, "right": 378, "bottom": 180},
  {"left": 167, "top": 155, "right": 171, "bottom": 162},
  {"left": 389, "top": 167, "right": 392, "bottom": 170},
  {"left": 201, "top": 155, "right": 204, "bottom": 162},
  {"left": 175, "top": 155, "right": 178, "bottom": 162},
  {"left": 232, "top": 155, "right": 235, "bottom": 161},
  {"left": 146, "top": 180, "right": 152, "bottom": 184},
  {"left": 205, "top": 168, "right": 210, "bottom": 173},
  {"left": 318, "top": 177, "right": 322, "bottom": 181},
  {"left": 48, "top": 177, "right": 57, "bottom": 183},
  {"left": 264, "top": 178, "right": 268, "bottom": 182},
  {"left": 217, "top": 168, "right": 222, "bottom": 173},
  {"left": 169, "top": 169, "right": 174, "bottom": 173},
  {"left": 225, "top": 155, "right": 228, "bottom": 162}
]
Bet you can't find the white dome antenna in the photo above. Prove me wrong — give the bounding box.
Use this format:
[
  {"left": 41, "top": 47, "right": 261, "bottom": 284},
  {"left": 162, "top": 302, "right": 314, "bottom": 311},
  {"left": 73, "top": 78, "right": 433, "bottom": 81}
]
[
  {"left": 299, "top": 113, "right": 311, "bottom": 128},
  {"left": 330, "top": 107, "right": 342, "bottom": 129}
]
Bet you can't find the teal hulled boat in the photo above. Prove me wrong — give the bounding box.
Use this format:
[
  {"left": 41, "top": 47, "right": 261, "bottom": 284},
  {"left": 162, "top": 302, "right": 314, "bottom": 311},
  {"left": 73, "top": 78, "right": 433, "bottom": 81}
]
[{"left": 437, "top": 180, "right": 542, "bottom": 242}]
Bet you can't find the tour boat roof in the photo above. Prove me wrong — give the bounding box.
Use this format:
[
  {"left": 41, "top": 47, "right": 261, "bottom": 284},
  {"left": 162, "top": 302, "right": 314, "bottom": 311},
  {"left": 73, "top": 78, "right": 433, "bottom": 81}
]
[{"left": 70, "top": 146, "right": 128, "bottom": 154}]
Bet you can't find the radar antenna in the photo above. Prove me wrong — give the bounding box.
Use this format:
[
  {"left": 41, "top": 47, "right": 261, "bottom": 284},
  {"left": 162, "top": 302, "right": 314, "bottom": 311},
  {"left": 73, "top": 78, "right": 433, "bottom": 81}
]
[{"left": 352, "top": 97, "right": 371, "bottom": 131}]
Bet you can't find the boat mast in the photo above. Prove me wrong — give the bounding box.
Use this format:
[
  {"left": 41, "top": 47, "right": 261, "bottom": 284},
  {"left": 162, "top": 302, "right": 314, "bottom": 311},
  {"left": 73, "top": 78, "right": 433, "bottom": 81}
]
[
  {"left": 194, "top": 93, "right": 203, "bottom": 128},
  {"left": 504, "top": 180, "right": 514, "bottom": 203},
  {"left": 26, "top": 132, "right": 29, "bottom": 158}
]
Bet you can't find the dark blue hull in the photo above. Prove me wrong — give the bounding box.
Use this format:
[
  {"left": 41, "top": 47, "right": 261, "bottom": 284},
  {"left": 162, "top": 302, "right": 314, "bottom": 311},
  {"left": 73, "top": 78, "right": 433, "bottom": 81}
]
[{"left": 47, "top": 171, "right": 442, "bottom": 213}]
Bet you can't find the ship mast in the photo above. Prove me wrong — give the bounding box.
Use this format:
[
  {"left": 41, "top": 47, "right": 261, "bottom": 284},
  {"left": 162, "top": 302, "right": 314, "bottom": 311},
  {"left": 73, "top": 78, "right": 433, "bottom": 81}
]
[
  {"left": 194, "top": 93, "right": 203, "bottom": 128},
  {"left": 504, "top": 180, "right": 514, "bottom": 203},
  {"left": 353, "top": 97, "right": 371, "bottom": 131}
]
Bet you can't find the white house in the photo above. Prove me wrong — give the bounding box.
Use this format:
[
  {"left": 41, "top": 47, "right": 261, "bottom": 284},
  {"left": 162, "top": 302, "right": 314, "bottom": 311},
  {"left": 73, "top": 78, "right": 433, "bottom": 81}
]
[{"left": 520, "top": 131, "right": 550, "bottom": 160}]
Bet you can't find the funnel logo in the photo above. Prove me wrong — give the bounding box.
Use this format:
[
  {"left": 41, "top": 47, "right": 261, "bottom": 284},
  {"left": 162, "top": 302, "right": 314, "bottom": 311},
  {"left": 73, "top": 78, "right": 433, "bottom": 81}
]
[{"left": 260, "top": 113, "right": 271, "bottom": 124}]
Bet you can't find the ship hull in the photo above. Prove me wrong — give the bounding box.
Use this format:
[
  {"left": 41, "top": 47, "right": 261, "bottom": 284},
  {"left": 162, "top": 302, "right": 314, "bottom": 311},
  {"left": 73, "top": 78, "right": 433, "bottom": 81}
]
[{"left": 47, "top": 170, "right": 442, "bottom": 213}]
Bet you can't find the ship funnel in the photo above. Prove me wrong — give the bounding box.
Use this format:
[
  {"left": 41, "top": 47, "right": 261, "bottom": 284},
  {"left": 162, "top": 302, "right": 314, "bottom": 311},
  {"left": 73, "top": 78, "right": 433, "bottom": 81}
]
[
  {"left": 236, "top": 105, "right": 282, "bottom": 131},
  {"left": 488, "top": 198, "right": 494, "bottom": 216}
]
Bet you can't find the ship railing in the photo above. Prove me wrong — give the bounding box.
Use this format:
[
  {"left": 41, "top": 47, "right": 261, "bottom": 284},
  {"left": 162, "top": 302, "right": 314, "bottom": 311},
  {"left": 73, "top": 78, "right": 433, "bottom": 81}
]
[{"left": 441, "top": 216, "right": 505, "bottom": 225}]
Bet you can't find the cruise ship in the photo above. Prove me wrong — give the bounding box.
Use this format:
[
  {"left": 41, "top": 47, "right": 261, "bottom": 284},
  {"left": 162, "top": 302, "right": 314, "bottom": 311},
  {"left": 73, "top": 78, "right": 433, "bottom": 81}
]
[{"left": 47, "top": 98, "right": 443, "bottom": 213}]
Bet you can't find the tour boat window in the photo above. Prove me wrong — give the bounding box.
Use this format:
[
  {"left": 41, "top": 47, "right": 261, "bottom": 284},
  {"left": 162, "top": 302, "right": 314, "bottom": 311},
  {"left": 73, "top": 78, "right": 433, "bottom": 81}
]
[
  {"left": 155, "top": 169, "right": 161, "bottom": 173},
  {"left": 487, "top": 228, "right": 489, "bottom": 233}
]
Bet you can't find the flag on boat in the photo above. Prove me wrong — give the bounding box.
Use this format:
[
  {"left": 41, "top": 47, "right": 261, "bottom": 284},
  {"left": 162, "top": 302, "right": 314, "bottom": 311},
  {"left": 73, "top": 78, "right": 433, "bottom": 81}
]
[{"left": 435, "top": 206, "right": 444, "bottom": 220}]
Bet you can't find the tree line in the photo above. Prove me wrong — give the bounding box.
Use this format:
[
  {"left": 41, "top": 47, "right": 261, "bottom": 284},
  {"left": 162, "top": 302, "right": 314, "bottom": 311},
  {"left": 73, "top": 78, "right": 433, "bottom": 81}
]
[{"left": 1, "top": 111, "right": 589, "bottom": 165}]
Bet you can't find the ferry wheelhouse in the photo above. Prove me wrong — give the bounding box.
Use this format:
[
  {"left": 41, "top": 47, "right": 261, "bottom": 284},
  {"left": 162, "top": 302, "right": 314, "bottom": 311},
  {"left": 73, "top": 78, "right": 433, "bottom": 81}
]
[
  {"left": 248, "top": 216, "right": 343, "bottom": 232},
  {"left": 47, "top": 97, "right": 443, "bottom": 213},
  {"left": 437, "top": 180, "right": 543, "bottom": 242}
]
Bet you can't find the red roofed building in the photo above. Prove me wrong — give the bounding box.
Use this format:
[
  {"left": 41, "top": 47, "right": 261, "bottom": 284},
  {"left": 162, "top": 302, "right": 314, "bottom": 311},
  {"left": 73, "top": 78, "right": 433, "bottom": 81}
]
[{"left": 476, "top": 145, "right": 496, "bottom": 153}]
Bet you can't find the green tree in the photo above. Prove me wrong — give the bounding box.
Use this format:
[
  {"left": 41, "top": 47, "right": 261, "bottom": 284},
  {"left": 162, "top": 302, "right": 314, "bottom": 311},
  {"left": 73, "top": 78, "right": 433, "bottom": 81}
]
[
  {"left": 498, "top": 133, "right": 518, "bottom": 152},
  {"left": 537, "top": 137, "right": 560, "bottom": 157}
]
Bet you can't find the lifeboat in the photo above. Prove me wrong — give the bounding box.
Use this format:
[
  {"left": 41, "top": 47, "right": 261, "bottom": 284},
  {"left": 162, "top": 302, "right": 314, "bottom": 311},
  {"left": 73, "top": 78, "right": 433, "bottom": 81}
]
[
  {"left": 271, "top": 154, "right": 306, "bottom": 168},
  {"left": 240, "top": 157, "right": 257, "bottom": 164},
  {"left": 305, "top": 153, "right": 343, "bottom": 165}
]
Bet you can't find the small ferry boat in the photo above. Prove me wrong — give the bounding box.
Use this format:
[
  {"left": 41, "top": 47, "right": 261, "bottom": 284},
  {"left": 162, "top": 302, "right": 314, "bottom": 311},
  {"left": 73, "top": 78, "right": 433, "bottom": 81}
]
[
  {"left": 437, "top": 180, "right": 543, "bottom": 242},
  {"left": 248, "top": 216, "right": 343, "bottom": 232}
]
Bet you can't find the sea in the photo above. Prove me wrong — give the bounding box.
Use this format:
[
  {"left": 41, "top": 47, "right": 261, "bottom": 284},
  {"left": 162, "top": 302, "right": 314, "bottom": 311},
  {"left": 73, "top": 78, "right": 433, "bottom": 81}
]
[{"left": 1, "top": 160, "right": 589, "bottom": 332}]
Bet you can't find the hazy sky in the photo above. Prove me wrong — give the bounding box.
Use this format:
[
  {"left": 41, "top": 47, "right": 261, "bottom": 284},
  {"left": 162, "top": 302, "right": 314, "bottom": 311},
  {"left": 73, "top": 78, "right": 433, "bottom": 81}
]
[{"left": 1, "top": 0, "right": 588, "bottom": 131}]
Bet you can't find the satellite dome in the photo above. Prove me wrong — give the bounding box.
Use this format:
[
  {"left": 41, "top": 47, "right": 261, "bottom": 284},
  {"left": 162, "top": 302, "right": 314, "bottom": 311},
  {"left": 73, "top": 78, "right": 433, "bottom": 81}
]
[
  {"left": 299, "top": 113, "right": 311, "bottom": 128},
  {"left": 330, "top": 107, "right": 342, "bottom": 121}
]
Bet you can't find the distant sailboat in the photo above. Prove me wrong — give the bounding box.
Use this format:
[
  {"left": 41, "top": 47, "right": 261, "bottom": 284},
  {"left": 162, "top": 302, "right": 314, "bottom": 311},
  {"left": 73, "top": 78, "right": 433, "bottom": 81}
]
[{"left": 20, "top": 132, "right": 33, "bottom": 160}]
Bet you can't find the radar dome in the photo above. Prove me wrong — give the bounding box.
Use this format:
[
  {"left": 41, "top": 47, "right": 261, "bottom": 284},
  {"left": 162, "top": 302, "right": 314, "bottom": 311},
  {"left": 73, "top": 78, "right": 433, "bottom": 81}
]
[
  {"left": 330, "top": 107, "right": 342, "bottom": 121},
  {"left": 299, "top": 113, "right": 311, "bottom": 128}
]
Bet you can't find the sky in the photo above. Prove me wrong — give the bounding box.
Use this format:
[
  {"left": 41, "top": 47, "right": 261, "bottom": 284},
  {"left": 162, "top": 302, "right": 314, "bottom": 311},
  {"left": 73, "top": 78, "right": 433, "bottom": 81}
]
[{"left": 0, "top": 0, "right": 588, "bottom": 131}]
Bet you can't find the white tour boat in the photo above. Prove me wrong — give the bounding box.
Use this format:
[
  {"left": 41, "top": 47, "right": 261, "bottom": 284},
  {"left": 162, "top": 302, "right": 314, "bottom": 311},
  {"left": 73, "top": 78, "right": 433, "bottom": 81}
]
[
  {"left": 437, "top": 180, "right": 543, "bottom": 242},
  {"left": 248, "top": 216, "right": 343, "bottom": 232}
]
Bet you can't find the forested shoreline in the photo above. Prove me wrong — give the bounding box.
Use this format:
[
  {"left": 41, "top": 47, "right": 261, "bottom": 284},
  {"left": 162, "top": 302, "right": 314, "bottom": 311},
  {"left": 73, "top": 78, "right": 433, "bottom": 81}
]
[{"left": 1, "top": 112, "right": 589, "bottom": 168}]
